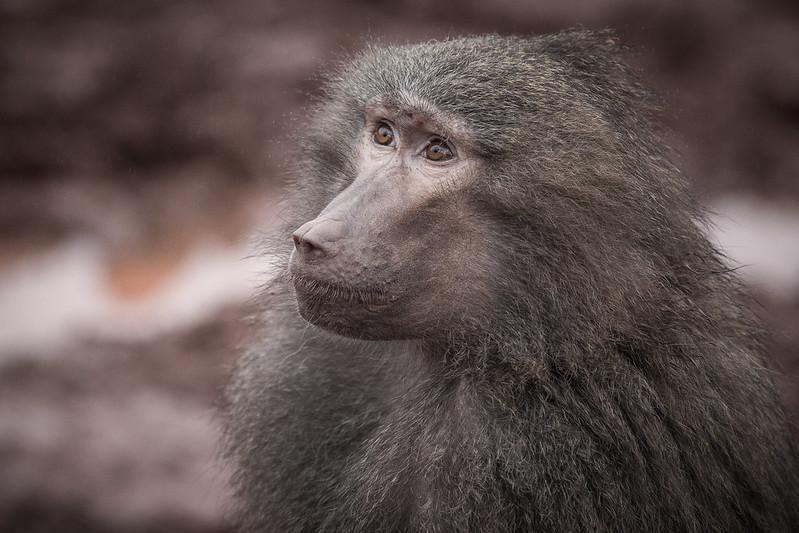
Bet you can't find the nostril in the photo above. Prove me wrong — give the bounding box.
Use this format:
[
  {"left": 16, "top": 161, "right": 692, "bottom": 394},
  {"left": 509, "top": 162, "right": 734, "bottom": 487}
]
[
  {"left": 292, "top": 218, "right": 345, "bottom": 259},
  {"left": 292, "top": 230, "right": 326, "bottom": 257}
]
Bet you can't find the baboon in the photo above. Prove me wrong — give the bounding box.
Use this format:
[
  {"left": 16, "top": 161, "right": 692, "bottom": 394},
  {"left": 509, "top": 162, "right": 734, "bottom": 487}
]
[{"left": 225, "top": 31, "right": 799, "bottom": 532}]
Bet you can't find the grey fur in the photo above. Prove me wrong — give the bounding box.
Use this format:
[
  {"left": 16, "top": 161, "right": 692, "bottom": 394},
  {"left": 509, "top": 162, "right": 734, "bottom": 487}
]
[{"left": 225, "top": 31, "right": 799, "bottom": 532}]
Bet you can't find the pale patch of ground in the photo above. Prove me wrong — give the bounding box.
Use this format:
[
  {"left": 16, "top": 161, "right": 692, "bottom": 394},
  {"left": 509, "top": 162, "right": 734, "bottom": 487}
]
[
  {"left": 0, "top": 238, "right": 274, "bottom": 356},
  {"left": 707, "top": 196, "right": 799, "bottom": 296}
]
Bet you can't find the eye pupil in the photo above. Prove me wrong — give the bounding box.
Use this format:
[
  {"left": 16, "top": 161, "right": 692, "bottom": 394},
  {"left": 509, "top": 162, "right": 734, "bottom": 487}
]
[
  {"left": 425, "top": 140, "right": 452, "bottom": 161},
  {"left": 373, "top": 123, "right": 395, "bottom": 146}
]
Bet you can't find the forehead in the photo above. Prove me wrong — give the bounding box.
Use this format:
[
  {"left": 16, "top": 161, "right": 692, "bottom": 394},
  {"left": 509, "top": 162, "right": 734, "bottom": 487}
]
[{"left": 335, "top": 37, "right": 563, "bottom": 157}]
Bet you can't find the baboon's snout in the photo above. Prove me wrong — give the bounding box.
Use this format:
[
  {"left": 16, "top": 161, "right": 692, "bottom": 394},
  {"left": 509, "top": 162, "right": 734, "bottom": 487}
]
[{"left": 292, "top": 218, "right": 347, "bottom": 260}]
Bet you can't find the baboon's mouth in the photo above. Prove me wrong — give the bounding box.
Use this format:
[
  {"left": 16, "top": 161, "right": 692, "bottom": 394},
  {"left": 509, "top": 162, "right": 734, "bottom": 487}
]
[{"left": 288, "top": 271, "right": 395, "bottom": 310}]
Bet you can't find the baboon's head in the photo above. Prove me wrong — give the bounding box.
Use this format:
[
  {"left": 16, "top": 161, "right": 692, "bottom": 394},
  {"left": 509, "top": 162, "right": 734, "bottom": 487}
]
[{"left": 288, "top": 32, "right": 692, "bottom": 342}]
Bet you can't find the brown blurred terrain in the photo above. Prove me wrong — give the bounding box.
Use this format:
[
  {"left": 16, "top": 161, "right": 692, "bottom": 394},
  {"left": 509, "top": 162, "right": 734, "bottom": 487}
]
[{"left": 1, "top": 1, "right": 798, "bottom": 532}]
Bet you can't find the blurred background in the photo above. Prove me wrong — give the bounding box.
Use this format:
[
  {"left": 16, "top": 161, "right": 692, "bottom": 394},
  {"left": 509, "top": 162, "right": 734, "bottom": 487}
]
[{"left": 1, "top": 0, "right": 797, "bottom": 531}]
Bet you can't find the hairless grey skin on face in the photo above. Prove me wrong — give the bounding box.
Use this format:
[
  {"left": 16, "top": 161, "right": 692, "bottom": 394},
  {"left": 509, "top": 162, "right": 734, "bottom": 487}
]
[
  {"left": 289, "top": 99, "right": 483, "bottom": 340},
  {"left": 225, "top": 31, "right": 799, "bottom": 533}
]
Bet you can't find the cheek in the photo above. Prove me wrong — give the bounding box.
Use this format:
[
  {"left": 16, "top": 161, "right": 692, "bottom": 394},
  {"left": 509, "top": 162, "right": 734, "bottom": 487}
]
[
  {"left": 395, "top": 204, "right": 500, "bottom": 318},
  {"left": 441, "top": 228, "right": 499, "bottom": 311}
]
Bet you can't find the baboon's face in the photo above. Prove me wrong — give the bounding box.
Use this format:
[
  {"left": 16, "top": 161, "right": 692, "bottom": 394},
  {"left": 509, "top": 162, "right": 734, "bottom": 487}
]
[{"left": 289, "top": 102, "right": 491, "bottom": 340}]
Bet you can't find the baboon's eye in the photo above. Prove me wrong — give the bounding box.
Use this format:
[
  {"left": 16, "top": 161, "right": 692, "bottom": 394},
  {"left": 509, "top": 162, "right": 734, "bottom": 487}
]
[
  {"left": 373, "top": 122, "right": 396, "bottom": 146},
  {"left": 424, "top": 138, "right": 454, "bottom": 162}
]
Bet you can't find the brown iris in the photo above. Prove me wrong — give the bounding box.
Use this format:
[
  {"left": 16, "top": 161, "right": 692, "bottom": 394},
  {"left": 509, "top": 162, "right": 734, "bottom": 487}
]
[
  {"left": 424, "top": 139, "right": 453, "bottom": 162},
  {"left": 373, "top": 122, "right": 395, "bottom": 146}
]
